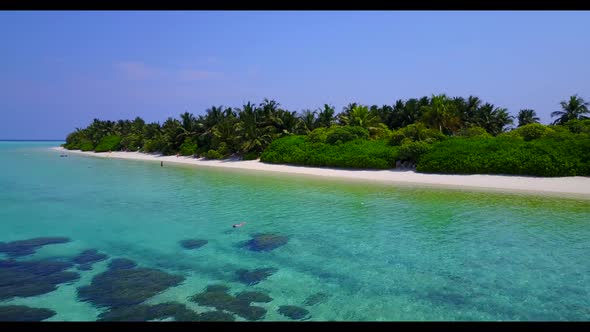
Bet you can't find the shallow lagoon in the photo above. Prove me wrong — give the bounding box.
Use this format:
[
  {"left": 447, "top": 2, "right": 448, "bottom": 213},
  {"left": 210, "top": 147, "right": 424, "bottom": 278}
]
[{"left": 1, "top": 141, "right": 589, "bottom": 321}]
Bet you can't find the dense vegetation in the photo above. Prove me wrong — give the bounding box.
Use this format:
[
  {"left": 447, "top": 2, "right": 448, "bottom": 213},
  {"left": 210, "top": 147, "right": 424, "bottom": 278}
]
[{"left": 64, "top": 94, "right": 590, "bottom": 177}]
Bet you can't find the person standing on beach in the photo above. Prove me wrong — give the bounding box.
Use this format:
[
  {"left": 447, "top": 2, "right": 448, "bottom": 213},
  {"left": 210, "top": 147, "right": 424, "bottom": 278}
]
[{"left": 161, "top": 161, "right": 163, "bottom": 167}]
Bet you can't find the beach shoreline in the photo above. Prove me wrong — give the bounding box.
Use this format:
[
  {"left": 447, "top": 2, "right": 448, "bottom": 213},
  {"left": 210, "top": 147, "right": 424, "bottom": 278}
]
[{"left": 52, "top": 147, "right": 590, "bottom": 199}]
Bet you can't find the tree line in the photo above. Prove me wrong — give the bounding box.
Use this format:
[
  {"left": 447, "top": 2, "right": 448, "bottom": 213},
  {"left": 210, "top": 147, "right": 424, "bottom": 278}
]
[{"left": 63, "top": 94, "right": 589, "bottom": 170}]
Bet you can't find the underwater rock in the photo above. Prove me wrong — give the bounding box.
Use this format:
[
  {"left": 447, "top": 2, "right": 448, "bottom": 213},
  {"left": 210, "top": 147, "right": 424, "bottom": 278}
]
[
  {"left": 236, "top": 267, "right": 278, "bottom": 286},
  {"left": 108, "top": 258, "right": 137, "bottom": 270},
  {"left": 278, "top": 305, "right": 310, "bottom": 320},
  {"left": 179, "top": 239, "right": 208, "bottom": 250},
  {"left": 73, "top": 249, "right": 108, "bottom": 265},
  {"left": 0, "top": 237, "right": 70, "bottom": 258},
  {"left": 189, "top": 289, "right": 236, "bottom": 310},
  {"left": 77, "top": 267, "right": 185, "bottom": 308},
  {"left": 244, "top": 233, "right": 289, "bottom": 252},
  {"left": 235, "top": 291, "right": 272, "bottom": 304},
  {"left": 229, "top": 304, "right": 266, "bottom": 321},
  {"left": 98, "top": 302, "right": 199, "bottom": 321},
  {"left": 303, "top": 292, "right": 329, "bottom": 306},
  {"left": 0, "top": 260, "right": 79, "bottom": 300},
  {"left": 205, "top": 284, "right": 231, "bottom": 293},
  {"left": 196, "top": 310, "right": 236, "bottom": 321},
  {"left": 188, "top": 286, "right": 266, "bottom": 321},
  {"left": 77, "top": 264, "right": 93, "bottom": 271},
  {"left": 0, "top": 305, "right": 56, "bottom": 321}
]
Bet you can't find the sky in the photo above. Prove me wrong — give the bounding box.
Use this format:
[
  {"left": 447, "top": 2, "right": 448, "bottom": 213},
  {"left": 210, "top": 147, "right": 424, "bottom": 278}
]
[{"left": 1, "top": 11, "right": 589, "bottom": 139}]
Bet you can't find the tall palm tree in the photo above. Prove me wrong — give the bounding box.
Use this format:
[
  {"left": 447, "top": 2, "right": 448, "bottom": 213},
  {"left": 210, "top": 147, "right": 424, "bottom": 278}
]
[
  {"left": 517, "top": 109, "right": 540, "bottom": 127},
  {"left": 298, "top": 109, "right": 317, "bottom": 133},
  {"left": 338, "top": 102, "right": 358, "bottom": 125},
  {"left": 339, "top": 104, "right": 381, "bottom": 129},
  {"left": 420, "top": 94, "right": 460, "bottom": 134},
  {"left": 316, "top": 104, "right": 335, "bottom": 128},
  {"left": 551, "top": 94, "right": 590, "bottom": 125},
  {"left": 474, "top": 104, "right": 514, "bottom": 135}
]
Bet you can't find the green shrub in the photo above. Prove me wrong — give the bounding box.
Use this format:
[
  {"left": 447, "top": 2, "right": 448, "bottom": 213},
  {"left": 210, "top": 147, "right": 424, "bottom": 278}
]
[
  {"left": 417, "top": 136, "right": 590, "bottom": 177},
  {"left": 563, "top": 119, "right": 590, "bottom": 134},
  {"left": 389, "top": 123, "right": 447, "bottom": 146},
  {"left": 120, "top": 134, "right": 143, "bottom": 151},
  {"left": 261, "top": 136, "right": 398, "bottom": 169},
  {"left": 307, "top": 127, "right": 330, "bottom": 143},
  {"left": 204, "top": 149, "right": 223, "bottom": 159},
  {"left": 398, "top": 141, "right": 432, "bottom": 162},
  {"left": 457, "top": 126, "right": 491, "bottom": 138},
  {"left": 511, "top": 123, "right": 554, "bottom": 141},
  {"left": 325, "top": 126, "right": 369, "bottom": 145},
  {"left": 79, "top": 139, "right": 95, "bottom": 152},
  {"left": 95, "top": 135, "right": 122, "bottom": 152},
  {"left": 143, "top": 137, "right": 166, "bottom": 153},
  {"left": 179, "top": 138, "right": 198, "bottom": 156},
  {"left": 368, "top": 123, "right": 393, "bottom": 140}
]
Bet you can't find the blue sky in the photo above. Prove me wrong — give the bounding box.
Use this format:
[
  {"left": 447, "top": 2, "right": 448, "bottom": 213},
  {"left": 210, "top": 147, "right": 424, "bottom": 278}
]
[{"left": 1, "top": 11, "right": 589, "bottom": 139}]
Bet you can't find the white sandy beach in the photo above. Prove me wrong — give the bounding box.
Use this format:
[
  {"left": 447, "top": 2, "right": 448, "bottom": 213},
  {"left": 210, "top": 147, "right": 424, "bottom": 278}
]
[{"left": 52, "top": 147, "right": 590, "bottom": 199}]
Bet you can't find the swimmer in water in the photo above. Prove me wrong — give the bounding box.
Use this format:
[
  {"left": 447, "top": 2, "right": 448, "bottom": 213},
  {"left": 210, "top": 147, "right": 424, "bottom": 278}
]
[{"left": 233, "top": 222, "right": 246, "bottom": 228}]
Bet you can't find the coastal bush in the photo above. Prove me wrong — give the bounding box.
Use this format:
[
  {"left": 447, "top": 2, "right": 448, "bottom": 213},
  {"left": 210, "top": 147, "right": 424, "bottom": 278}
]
[
  {"left": 143, "top": 138, "right": 166, "bottom": 153},
  {"left": 510, "top": 123, "right": 554, "bottom": 141},
  {"left": 368, "top": 123, "right": 393, "bottom": 140},
  {"left": 324, "top": 126, "right": 369, "bottom": 145},
  {"left": 204, "top": 149, "right": 223, "bottom": 160},
  {"left": 94, "top": 135, "right": 122, "bottom": 152},
  {"left": 179, "top": 138, "right": 198, "bottom": 156},
  {"left": 64, "top": 131, "right": 86, "bottom": 150},
  {"left": 79, "top": 140, "right": 95, "bottom": 152},
  {"left": 389, "top": 123, "right": 446, "bottom": 146},
  {"left": 456, "top": 126, "right": 491, "bottom": 138},
  {"left": 119, "top": 134, "right": 143, "bottom": 151},
  {"left": 261, "top": 136, "right": 398, "bottom": 169},
  {"left": 307, "top": 127, "right": 330, "bottom": 143},
  {"left": 398, "top": 141, "right": 432, "bottom": 163},
  {"left": 417, "top": 136, "right": 590, "bottom": 177},
  {"left": 563, "top": 119, "right": 590, "bottom": 134}
]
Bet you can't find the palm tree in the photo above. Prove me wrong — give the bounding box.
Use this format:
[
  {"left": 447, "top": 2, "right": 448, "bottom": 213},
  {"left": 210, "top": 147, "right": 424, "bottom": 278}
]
[
  {"left": 551, "top": 94, "right": 590, "bottom": 125},
  {"left": 338, "top": 102, "right": 358, "bottom": 125},
  {"left": 517, "top": 109, "right": 540, "bottom": 127},
  {"left": 178, "top": 111, "right": 198, "bottom": 141},
  {"left": 474, "top": 104, "right": 514, "bottom": 135},
  {"left": 316, "top": 104, "right": 335, "bottom": 128},
  {"left": 298, "top": 109, "right": 317, "bottom": 133},
  {"left": 339, "top": 104, "right": 381, "bottom": 129},
  {"left": 420, "top": 94, "right": 460, "bottom": 134}
]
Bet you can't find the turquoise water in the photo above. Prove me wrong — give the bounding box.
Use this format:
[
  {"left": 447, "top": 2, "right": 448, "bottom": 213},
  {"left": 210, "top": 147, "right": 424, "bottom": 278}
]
[{"left": 1, "top": 141, "right": 589, "bottom": 321}]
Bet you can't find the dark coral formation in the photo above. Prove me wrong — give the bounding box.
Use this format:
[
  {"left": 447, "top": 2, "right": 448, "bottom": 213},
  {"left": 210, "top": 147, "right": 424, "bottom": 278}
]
[
  {"left": 278, "top": 305, "right": 310, "bottom": 320},
  {"left": 179, "top": 239, "right": 208, "bottom": 250},
  {"left": 243, "top": 233, "right": 289, "bottom": 252},
  {"left": 188, "top": 285, "right": 267, "bottom": 321},
  {"left": 98, "top": 302, "right": 199, "bottom": 321},
  {"left": 236, "top": 267, "right": 278, "bottom": 286},
  {"left": 205, "top": 284, "right": 231, "bottom": 293},
  {"left": 73, "top": 249, "right": 108, "bottom": 265},
  {"left": 0, "top": 305, "right": 56, "bottom": 321},
  {"left": 77, "top": 264, "right": 93, "bottom": 271},
  {"left": 108, "top": 258, "right": 137, "bottom": 270},
  {"left": 0, "top": 237, "right": 70, "bottom": 258},
  {"left": 303, "top": 292, "right": 329, "bottom": 306},
  {"left": 196, "top": 310, "right": 236, "bottom": 321},
  {"left": 0, "top": 259, "right": 79, "bottom": 300},
  {"left": 235, "top": 291, "right": 272, "bottom": 304},
  {"left": 77, "top": 267, "right": 185, "bottom": 308}
]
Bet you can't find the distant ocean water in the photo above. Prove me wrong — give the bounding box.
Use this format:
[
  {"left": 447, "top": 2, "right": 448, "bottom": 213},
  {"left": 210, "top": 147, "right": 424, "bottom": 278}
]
[{"left": 0, "top": 141, "right": 589, "bottom": 321}]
